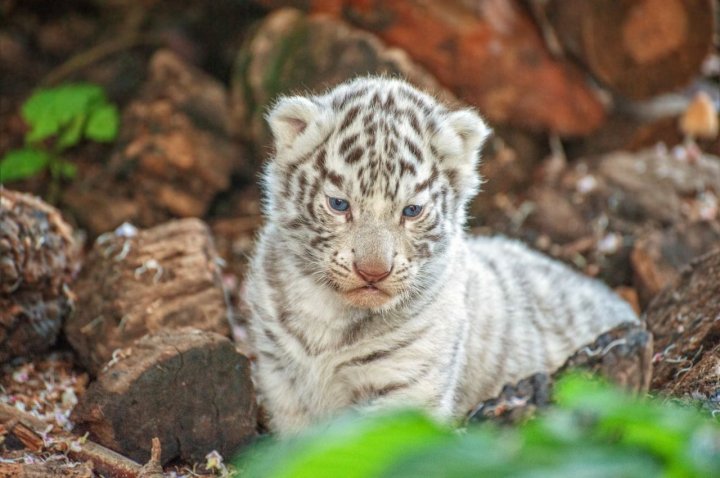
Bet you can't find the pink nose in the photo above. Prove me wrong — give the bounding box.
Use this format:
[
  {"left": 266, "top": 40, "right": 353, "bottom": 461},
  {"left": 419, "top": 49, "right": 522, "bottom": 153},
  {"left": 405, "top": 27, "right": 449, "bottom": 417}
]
[{"left": 354, "top": 262, "right": 392, "bottom": 283}]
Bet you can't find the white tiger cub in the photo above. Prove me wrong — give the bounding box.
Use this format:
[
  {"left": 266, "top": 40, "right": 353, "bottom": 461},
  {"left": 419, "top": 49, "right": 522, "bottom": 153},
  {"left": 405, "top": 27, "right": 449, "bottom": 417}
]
[{"left": 244, "top": 77, "right": 639, "bottom": 434}]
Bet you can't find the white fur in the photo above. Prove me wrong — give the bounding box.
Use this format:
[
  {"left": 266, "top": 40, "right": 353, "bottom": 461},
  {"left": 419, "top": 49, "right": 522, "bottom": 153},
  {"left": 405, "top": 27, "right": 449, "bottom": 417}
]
[{"left": 245, "top": 77, "right": 639, "bottom": 434}]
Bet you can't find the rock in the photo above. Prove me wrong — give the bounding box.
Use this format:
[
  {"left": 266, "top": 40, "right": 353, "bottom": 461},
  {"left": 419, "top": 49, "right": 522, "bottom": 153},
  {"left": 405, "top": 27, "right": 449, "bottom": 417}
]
[
  {"left": 230, "top": 8, "right": 458, "bottom": 152},
  {"left": 64, "top": 219, "right": 231, "bottom": 374},
  {"left": 468, "top": 323, "right": 652, "bottom": 424},
  {"left": 645, "top": 249, "right": 720, "bottom": 401},
  {"left": 0, "top": 190, "right": 79, "bottom": 363},
  {"left": 63, "top": 50, "right": 247, "bottom": 236},
  {"left": 71, "top": 328, "right": 257, "bottom": 464},
  {"left": 261, "top": 0, "right": 607, "bottom": 135}
]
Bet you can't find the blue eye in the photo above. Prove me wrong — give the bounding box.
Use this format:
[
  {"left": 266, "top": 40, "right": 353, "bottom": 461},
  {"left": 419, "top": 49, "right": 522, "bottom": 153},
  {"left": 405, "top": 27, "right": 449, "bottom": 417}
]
[
  {"left": 402, "top": 205, "right": 423, "bottom": 218},
  {"left": 328, "top": 197, "right": 350, "bottom": 212}
]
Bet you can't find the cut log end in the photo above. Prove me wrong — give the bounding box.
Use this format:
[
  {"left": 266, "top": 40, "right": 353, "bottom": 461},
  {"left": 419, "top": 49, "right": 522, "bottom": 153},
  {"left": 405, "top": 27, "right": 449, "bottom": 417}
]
[{"left": 547, "top": 0, "right": 715, "bottom": 99}]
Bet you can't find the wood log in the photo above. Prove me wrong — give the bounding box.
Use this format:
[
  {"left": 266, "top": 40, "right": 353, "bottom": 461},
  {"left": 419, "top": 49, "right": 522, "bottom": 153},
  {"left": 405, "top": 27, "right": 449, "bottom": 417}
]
[
  {"left": 231, "top": 8, "right": 459, "bottom": 152},
  {"left": 63, "top": 219, "right": 231, "bottom": 374},
  {"left": 71, "top": 328, "right": 257, "bottom": 464},
  {"left": 468, "top": 323, "right": 653, "bottom": 423},
  {"left": 0, "top": 189, "right": 78, "bottom": 363},
  {"left": 545, "top": 0, "right": 715, "bottom": 99},
  {"left": 645, "top": 249, "right": 720, "bottom": 400},
  {"left": 630, "top": 225, "right": 720, "bottom": 307},
  {"left": 62, "top": 49, "right": 248, "bottom": 237},
  {"left": 257, "top": 0, "right": 607, "bottom": 135}
]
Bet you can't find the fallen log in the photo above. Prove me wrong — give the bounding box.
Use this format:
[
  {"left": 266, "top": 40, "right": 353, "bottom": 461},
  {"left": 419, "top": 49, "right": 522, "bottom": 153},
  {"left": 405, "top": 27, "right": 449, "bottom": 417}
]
[
  {"left": 257, "top": 0, "right": 607, "bottom": 135},
  {"left": 62, "top": 50, "right": 247, "bottom": 236},
  {"left": 545, "top": 0, "right": 715, "bottom": 99},
  {"left": 0, "top": 189, "right": 79, "bottom": 363},
  {"left": 645, "top": 249, "right": 720, "bottom": 400},
  {"left": 468, "top": 323, "right": 653, "bottom": 423},
  {"left": 71, "top": 328, "right": 257, "bottom": 464},
  {"left": 231, "top": 7, "right": 457, "bottom": 152},
  {"left": 63, "top": 219, "right": 231, "bottom": 374}
]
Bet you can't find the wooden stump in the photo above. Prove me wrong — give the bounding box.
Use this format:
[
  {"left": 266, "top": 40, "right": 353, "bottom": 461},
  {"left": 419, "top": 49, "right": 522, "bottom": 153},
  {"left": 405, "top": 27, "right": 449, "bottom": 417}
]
[
  {"left": 71, "top": 328, "right": 257, "bottom": 464},
  {"left": 545, "top": 0, "right": 715, "bottom": 99},
  {"left": 645, "top": 249, "right": 720, "bottom": 400},
  {"left": 0, "top": 189, "right": 78, "bottom": 363},
  {"left": 63, "top": 219, "right": 231, "bottom": 374}
]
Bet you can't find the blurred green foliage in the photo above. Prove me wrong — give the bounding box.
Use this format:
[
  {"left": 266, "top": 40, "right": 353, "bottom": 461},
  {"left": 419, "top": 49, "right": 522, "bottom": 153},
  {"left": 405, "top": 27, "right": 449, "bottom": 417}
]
[
  {"left": 234, "top": 374, "right": 719, "bottom": 478},
  {"left": 0, "top": 83, "right": 119, "bottom": 184}
]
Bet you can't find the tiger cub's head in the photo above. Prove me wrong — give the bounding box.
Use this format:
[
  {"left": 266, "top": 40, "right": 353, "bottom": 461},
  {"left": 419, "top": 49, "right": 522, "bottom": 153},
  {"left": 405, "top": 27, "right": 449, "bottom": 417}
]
[{"left": 263, "top": 77, "right": 490, "bottom": 310}]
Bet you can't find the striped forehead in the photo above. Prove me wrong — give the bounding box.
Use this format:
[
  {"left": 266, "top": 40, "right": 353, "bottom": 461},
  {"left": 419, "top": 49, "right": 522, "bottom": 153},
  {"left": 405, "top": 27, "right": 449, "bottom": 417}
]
[{"left": 322, "top": 82, "right": 441, "bottom": 201}]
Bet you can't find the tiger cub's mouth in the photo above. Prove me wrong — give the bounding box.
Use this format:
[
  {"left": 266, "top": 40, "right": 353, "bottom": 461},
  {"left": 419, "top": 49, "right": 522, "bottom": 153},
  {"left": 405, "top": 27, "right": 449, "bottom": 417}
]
[{"left": 343, "top": 284, "right": 392, "bottom": 308}]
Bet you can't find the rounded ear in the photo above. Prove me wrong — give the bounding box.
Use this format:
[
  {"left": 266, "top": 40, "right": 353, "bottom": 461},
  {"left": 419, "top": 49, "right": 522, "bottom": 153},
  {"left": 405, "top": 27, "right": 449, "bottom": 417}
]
[
  {"left": 433, "top": 108, "right": 491, "bottom": 160},
  {"left": 267, "top": 96, "right": 319, "bottom": 149},
  {"left": 432, "top": 109, "right": 492, "bottom": 200}
]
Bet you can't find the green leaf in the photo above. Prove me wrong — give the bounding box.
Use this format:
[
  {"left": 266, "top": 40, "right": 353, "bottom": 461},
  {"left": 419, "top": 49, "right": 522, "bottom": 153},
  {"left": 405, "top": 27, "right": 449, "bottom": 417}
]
[
  {"left": 233, "top": 374, "right": 720, "bottom": 478},
  {"left": 0, "top": 148, "right": 50, "bottom": 183},
  {"left": 22, "top": 83, "right": 108, "bottom": 143},
  {"left": 24, "top": 111, "right": 61, "bottom": 142},
  {"left": 238, "top": 410, "right": 447, "bottom": 478},
  {"left": 85, "top": 103, "right": 119, "bottom": 142},
  {"left": 56, "top": 113, "right": 86, "bottom": 150}
]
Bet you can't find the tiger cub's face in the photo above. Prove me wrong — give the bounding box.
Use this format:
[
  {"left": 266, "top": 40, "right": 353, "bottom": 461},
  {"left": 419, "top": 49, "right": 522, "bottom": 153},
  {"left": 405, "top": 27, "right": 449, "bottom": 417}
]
[{"left": 264, "top": 78, "right": 489, "bottom": 311}]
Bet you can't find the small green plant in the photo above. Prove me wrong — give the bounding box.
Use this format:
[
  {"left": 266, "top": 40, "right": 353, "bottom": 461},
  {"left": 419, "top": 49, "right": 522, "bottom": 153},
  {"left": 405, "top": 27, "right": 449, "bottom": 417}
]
[
  {"left": 234, "top": 374, "right": 720, "bottom": 478},
  {"left": 0, "top": 83, "right": 119, "bottom": 186}
]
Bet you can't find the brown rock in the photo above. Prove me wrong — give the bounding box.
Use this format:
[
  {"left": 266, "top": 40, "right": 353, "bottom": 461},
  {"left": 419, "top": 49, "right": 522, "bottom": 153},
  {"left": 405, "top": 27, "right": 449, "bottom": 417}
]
[
  {"left": 64, "top": 219, "right": 231, "bottom": 374},
  {"left": 71, "top": 328, "right": 257, "bottom": 464},
  {"left": 278, "top": 0, "right": 607, "bottom": 135},
  {"left": 63, "top": 50, "right": 246, "bottom": 236},
  {"left": 0, "top": 190, "right": 79, "bottom": 363},
  {"left": 230, "top": 8, "right": 459, "bottom": 151},
  {"left": 645, "top": 249, "right": 720, "bottom": 400}
]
